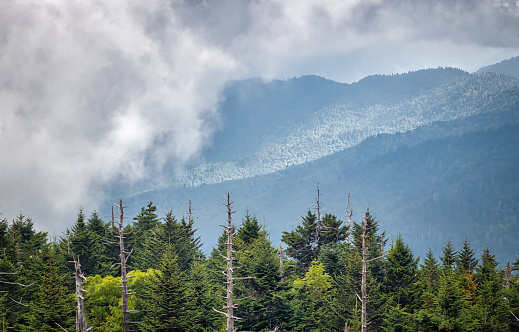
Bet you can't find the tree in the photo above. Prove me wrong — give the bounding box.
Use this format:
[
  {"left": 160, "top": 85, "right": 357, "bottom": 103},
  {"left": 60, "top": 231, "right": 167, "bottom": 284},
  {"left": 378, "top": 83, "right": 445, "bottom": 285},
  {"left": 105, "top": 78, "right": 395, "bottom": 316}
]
[
  {"left": 456, "top": 237, "right": 478, "bottom": 274},
  {"left": 21, "top": 246, "right": 75, "bottom": 332},
  {"left": 384, "top": 234, "right": 418, "bottom": 310},
  {"left": 290, "top": 261, "right": 338, "bottom": 331},
  {"left": 475, "top": 248, "right": 510, "bottom": 331},
  {"left": 183, "top": 258, "right": 220, "bottom": 332},
  {"left": 140, "top": 245, "right": 186, "bottom": 331},
  {"left": 282, "top": 211, "right": 318, "bottom": 271},
  {"left": 236, "top": 229, "right": 291, "bottom": 331},
  {"left": 440, "top": 238, "right": 457, "bottom": 271},
  {"left": 213, "top": 194, "right": 253, "bottom": 332}
]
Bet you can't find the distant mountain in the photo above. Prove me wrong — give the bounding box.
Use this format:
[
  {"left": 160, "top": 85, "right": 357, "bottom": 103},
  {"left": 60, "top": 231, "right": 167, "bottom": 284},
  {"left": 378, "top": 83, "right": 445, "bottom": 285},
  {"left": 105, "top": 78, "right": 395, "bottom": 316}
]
[
  {"left": 153, "top": 69, "right": 516, "bottom": 190},
  {"left": 477, "top": 56, "right": 519, "bottom": 80},
  {"left": 116, "top": 59, "right": 519, "bottom": 264}
]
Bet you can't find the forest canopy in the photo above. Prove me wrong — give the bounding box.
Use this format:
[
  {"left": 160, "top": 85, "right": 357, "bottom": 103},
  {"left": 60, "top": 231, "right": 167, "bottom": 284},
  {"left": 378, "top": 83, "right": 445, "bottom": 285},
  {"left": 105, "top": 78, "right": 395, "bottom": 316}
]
[{"left": 1, "top": 194, "right": 518, "bottom": 332}]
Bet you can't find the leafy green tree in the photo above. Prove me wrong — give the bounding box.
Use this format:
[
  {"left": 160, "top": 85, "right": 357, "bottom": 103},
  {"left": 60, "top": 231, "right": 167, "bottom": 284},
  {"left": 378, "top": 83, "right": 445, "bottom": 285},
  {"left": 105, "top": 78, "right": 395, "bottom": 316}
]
[
  {"left": 290, "top": 261, "right": 339, "bottom": 331},
  {"left": 84, "top": 270, "right": 149, "bottom": 331}
]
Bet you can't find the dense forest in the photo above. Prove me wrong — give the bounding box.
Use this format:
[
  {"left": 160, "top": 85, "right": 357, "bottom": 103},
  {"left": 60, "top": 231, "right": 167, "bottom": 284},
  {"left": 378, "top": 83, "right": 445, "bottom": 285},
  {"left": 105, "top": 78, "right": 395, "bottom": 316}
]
[{"left": 1, "top": 194, "right": 518, "bottom": 331}]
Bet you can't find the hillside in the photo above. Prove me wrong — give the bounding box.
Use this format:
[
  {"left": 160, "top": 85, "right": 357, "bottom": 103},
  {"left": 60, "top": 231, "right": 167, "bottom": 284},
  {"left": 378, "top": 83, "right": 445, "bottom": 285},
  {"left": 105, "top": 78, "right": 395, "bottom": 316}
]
[
  {"left": 477, "top": 56, "right": 519, "bottom": 80},
  {"left": 153, "top": 70, "right": 517, "bottom": 190},
  {"left": 124, "top": 98, "right": 519, "bottom": 262},
  {"left": 117, "top": 60, "right": 519, "bottom": 263}
]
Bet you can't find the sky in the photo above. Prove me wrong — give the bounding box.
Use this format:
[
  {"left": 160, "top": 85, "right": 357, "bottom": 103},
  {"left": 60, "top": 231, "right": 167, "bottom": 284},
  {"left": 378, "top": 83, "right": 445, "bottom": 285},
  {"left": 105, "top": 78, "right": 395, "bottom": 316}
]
[{"left": 0, "top": 0, "right": 518, "bottom": 235}]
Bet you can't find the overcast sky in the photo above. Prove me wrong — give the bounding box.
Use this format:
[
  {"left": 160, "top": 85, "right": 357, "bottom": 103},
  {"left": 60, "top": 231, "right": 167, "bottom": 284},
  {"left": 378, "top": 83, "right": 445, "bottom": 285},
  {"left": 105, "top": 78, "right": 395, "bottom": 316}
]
[{"left": 1, "top": 0, "right": 518, "bottom": 234}]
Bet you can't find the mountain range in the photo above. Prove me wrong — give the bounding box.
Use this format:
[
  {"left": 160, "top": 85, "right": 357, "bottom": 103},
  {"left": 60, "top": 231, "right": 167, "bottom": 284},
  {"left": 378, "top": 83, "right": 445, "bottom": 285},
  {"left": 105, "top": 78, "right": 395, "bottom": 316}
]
[{"left": 116, "top": 56, "right": 519, "bottom": 263}]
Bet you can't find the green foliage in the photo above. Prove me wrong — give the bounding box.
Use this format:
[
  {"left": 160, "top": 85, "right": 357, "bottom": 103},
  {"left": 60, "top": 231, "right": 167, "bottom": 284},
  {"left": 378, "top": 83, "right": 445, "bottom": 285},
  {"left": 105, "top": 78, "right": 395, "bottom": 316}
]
[
  {"left": 440, "top": 238, "right": 457, "bottom": 271},
  {"left": 140, "top": 245, "right": 187, "bottom": 331},
  {"left": 21, "top": 246, "right": 75, "bottom": 332},
  {"left": 384, "top": 234, "right": 419, "bottom": 310},
  {"left": 456, "top": 237, "right": 478, "bottom": 274}
]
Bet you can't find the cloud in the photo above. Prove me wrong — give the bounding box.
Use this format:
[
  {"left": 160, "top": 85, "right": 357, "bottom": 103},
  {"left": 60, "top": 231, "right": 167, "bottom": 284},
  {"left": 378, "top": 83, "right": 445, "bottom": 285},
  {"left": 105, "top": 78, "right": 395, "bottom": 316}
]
[
  {"left": 0, "top": 0, "right": 517, "bottom": 233},
  {"left": 0, "top": 0, "right": 240, "bottom": 231}
]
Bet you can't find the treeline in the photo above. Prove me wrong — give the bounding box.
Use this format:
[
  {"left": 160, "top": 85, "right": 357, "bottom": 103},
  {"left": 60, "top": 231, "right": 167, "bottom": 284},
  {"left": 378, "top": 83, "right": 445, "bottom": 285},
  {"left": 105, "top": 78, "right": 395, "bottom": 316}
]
[{"left": 1, "top": 198, "right": 518, "bottom": 331}]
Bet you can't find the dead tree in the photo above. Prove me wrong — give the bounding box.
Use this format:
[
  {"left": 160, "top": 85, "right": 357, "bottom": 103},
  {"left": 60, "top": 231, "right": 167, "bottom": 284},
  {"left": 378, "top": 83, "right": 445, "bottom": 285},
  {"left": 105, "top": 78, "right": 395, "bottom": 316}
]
[
  {"left": 113, "top": 200, "right": 132, "bottom": 332},
  {"left": 71, "top": 255, "right": 90, "bottom": 332},
  {"left": 313, "top": 183, "right": 324, "bottom": 250},
  {"left": 213, "top": 194, "right": 253, "bottom": 332},
  {"left": 345, "top": 193, "right": 353, "bottom": 244}
]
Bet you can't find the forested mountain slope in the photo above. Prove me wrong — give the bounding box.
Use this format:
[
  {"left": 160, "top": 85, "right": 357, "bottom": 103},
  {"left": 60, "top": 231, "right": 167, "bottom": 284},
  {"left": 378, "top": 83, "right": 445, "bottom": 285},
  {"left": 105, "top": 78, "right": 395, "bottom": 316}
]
[
  {"left": 155, "top": 70, "right": 517, "bottom": 190},
  {"left": 126, "top": 98, "right": 519, "bottom": 262},
  {"left": 118, "top": 60, "right": 519, "bottom": 262}
]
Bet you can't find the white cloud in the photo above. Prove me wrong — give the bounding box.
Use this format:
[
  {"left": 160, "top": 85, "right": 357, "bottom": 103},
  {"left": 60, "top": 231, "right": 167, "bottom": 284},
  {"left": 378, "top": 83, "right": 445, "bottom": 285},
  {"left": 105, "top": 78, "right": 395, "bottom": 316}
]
[{"left": 0, "top": 0, "right": 517, "bottom": 233}]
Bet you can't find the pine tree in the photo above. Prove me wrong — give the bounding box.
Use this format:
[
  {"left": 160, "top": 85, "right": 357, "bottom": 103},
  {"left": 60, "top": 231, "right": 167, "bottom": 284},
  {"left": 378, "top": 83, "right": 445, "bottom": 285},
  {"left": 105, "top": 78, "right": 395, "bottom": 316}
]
[
  {"left": 183, "top": 259, "right": 220, "bottom": 332},
  {"left": 436, "top": 271, "right": 464, "bottom": 331},
  {"left": 475, "top": 248, "right": 510, "bottom": 331},
  {"left": 440, "top": 238, "right": 457, "bottom": 271},
  {"left": 22, "top": 246, "right": 75, "bottom": 332},
  {"left": 236, "top": 232, "right": 290, "bottom": 331},
  {"left": 384, "top": 234, "right": 418, "bottom": 310},
  {"left": 282, "top": 211, "right": 318, "bottom": 271},
  {"left": 456, "top": 237, "right": 478, "bottom": 274},
  {"left": 140, "top": 245, "right": 186, "bottom": 331}
]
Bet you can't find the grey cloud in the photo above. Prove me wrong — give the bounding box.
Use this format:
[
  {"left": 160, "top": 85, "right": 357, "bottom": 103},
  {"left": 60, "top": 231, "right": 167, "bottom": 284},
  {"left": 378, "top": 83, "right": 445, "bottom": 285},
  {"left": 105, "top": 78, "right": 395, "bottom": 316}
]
[{"left": 0, "top": 0, "right": 517, "bottom": 234}]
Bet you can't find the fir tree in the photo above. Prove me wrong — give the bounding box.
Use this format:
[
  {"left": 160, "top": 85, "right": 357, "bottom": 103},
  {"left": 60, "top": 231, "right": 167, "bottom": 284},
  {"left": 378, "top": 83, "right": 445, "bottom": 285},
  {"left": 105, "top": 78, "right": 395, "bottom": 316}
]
[
  {"left": 475, "top": 248, "right": 510, "bottom": 331},
  {"left": 440, "top": 238, "right": 457, "bottom": 271},
  {"left": 384, "top": 234, "right": 419, "bottom": 310},
  {"left": 140, "top": 245, "right": 186, "bottom": 331},
  {"left": 456, "top": 237, "right": 478, "bottom": 274},
  {"left": 21, "top": 246, "right": 75, "bottom": 332}
]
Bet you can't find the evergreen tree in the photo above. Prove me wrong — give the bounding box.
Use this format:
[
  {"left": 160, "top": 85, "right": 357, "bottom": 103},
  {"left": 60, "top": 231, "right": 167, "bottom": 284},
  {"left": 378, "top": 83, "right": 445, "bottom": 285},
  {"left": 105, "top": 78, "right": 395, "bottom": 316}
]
[
  {"left": 420, "top": 249, "right": 440, "bottom": 292},
  {"left": 237, "top": 233, "right": 291, "bottom": 331},
  {"left": 140, "top": 245, "right": 186, "bottom": 331},
  {"left": 440, "top": 238, "right": 457, "bottom": 271},
  {"left": 436, "top": 271, "right": 464, "bottom": 331},
  {"left": 236, "top": 210, "right": 262, "bottom": 245},
  {"left": 282, "top": 211, "right": 318, "bottom": 271},
  {"left": 320, "top": 213, "right": 348, "bottom": 248},
  {"left": 183, "top": 258, "right": 220, "bottom": 332},
  {"left": 456, "top": 237, "right": 478, "bottom": 274},
  {"left": 21, "top": 246, "right": 75, "bottom": 332},
  {"left": 133, "top": 211, "right": 201, "bottom": 272},
  {"left": 384, "top": 234, "right": 419, "bottom": 310},
  {"left": 351, "top": 210, "right": 386, "bottom": 283},
  {"left": 475, "top": 248, "right": 510, "bottom": 331}
]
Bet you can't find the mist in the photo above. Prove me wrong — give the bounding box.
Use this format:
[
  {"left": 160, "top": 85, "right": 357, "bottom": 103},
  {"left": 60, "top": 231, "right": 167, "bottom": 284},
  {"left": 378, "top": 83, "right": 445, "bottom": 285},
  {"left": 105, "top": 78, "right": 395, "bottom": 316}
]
[{"left": 0, "top": 0, "right": 517, "bottom": 233}]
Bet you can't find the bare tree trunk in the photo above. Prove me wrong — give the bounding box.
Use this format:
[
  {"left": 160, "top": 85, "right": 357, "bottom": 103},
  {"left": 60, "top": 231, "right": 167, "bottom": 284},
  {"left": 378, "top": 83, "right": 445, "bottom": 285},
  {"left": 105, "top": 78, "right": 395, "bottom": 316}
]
[
  {"left": 213, "top": 194, "right": 253, "bottom": 332},
  {"left": 361, "top": 211, "right": 368, "bottom": 332},
  {"left": 345, "top": 193, "right": 353, "bottom": 244},
  {"left": 314, "top": 183, "right": 324, "bottom": 252},
  {"left": 72, "top": 255, "right": 88, "bottom": 332},
  {"left": 115, "top": 200, "right": 131, "bottom": 332}
]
